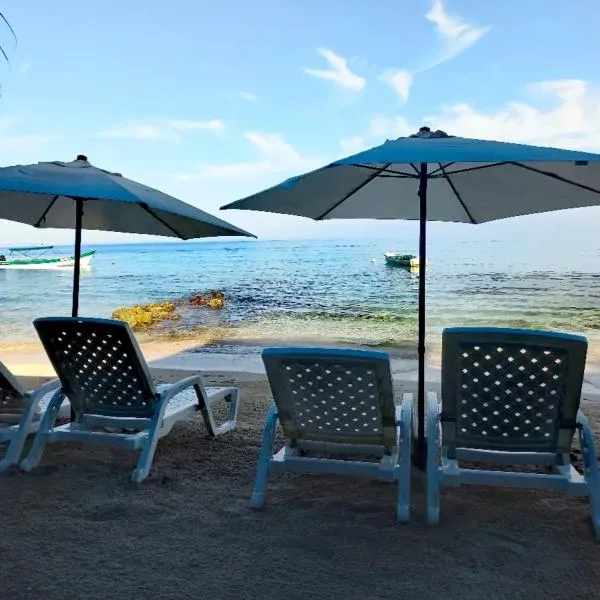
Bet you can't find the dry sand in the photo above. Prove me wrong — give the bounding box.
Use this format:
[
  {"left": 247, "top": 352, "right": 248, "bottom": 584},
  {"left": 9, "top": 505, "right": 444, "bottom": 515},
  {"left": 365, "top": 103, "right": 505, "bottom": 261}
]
[{"left": 2, "top": 365, "right": 600, "bottom": 600}]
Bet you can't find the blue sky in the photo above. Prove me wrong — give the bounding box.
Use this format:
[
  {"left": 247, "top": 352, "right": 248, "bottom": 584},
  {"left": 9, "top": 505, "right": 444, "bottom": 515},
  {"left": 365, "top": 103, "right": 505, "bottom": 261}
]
[{"left": 0, "top": 0, "right": 599, "bottom": 245}]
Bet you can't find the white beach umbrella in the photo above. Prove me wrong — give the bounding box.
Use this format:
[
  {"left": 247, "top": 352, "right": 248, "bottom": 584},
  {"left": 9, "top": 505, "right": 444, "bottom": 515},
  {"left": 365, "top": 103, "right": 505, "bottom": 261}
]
[
  {"left": 0, "top": 155, "right": 255, "bottom": 316},
  {"left": 222, "top": 127, "right": 600, "bottom": 467}
]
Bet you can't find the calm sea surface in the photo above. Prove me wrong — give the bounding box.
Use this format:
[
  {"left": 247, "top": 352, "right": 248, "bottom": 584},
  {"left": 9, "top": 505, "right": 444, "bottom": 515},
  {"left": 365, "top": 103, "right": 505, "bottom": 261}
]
[{"left": 2, "top": 234, "right": 600, "bottom": 355}]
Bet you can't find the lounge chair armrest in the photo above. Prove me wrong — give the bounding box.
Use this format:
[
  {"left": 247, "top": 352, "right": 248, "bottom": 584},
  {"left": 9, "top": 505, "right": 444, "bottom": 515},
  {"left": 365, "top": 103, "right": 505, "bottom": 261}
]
[
  {"left": 204, "top": 386, "right": 237, "bottom": 403},
  {"left": 426, "top": 391, "right": 441, "bottom": 451},
  {"left": 395, "top": 393, "right": 413, "bottom": 417},
  {"left": 426, "top": 391, "right": 439, "bottom": 417},
  {"left": 265, "top": 400, "right": 278, "bottom": 424},
  {"left": 398, "top": 393, "right": 413, "bottom": 429},
  {"left": 157, "top": 374, "right": 205, "bottom": 404},
  {"left": 26, "top": 377, "right": 62, "bottom": 401},
  {"left": 398, "top": 392, "right": 413, "bottom": 457}
]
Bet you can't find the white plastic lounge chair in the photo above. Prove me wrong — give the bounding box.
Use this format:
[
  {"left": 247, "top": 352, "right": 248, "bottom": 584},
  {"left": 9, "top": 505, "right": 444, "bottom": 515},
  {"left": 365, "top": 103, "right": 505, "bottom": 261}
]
[
  {"left": 427, "top": 327, "right": 600, "bottom": 538},
  {"left": 0, "top": 361, "right": 70, "bottom": 471},
  {"left": 20, "top": 317, "right": 240, "bottom": 482},
  {"left": 252, "top": 347, "right": 413, "bottom": 521}
]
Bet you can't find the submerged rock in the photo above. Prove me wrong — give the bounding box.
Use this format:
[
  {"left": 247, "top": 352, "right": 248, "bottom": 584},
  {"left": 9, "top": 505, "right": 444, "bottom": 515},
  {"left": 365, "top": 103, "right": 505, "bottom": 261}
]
[
  {"left": 112, "top": 291, "right": 226, "bottom": 331},
  {"left": 188, "top": 290, "right": 225, "bottom": 309},
  {"left": 112, "top": 301, "right": 180, "bottom": 331}
]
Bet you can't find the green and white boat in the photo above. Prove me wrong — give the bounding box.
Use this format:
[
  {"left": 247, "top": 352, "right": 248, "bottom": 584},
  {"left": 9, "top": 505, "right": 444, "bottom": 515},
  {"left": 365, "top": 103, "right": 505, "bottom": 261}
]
[
  {"left": 384, "top": 251, "right": 422, "bottom": 268},
  {"left": 0, "top": 246, "right": 95, "bottom": 270}
]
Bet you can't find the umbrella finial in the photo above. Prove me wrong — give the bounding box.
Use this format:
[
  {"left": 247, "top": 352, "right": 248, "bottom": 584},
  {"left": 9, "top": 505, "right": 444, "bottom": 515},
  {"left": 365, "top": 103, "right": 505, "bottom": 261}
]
[
  {"left": 76, "top": 154, "right": 88, "bottom": 161},
  {"left": 410, "top": 127, "right": 453, "bottom": 139}
]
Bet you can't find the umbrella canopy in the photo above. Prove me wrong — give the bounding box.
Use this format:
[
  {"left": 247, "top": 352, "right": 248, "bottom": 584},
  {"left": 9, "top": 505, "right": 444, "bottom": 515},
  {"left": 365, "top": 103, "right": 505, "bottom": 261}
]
[
  {"left": 0, "top": 156, "right": 253, "bottom": 238},
  {"left": 0, "top": 156, "right": 254, "bottom": 317},
  {"left": 222, "top": 129, "right": 600, "bottom": 222},
  {"left": 222, "top": 128, "right": 600, "bottom": 469}
]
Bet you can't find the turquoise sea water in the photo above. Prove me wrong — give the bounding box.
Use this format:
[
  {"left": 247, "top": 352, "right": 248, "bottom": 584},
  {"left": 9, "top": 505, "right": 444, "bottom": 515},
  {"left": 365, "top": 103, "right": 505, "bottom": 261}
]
[{"left": 2, "top": 233, "right": 600, "bottom": 355}]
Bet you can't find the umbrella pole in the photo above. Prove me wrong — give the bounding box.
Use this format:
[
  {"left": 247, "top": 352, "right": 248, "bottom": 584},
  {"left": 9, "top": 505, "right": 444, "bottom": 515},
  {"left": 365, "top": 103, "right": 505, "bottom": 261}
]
[
  {"left": 416, "top": 162, "right": 428, "bottom": 470},
  {"left": 72, "top": 197, "right": 83, "bottom": 318}
]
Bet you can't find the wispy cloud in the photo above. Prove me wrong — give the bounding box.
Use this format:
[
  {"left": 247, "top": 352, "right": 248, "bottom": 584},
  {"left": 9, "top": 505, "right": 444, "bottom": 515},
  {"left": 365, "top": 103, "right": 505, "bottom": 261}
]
[
  {"left": 175, "top": 132, "right": 323, "bottom": 182},
  {"left": 381, "top": 69, "right": 413, "bottom": 103},
  {"left": 98, "top": 119, "right": 226, "bottom": 141},
  {"left": 303, "top": 48, "right": 366, "bottom": 91},
  {"left": 99, "top": 124, "right": 174, "bottom": 141},
  {"left": 378, "top": 1, "right": 488, "bottom": 103},
  {"left": 0, "top": 116, "right": 60, "bottom": 160},
  {"left": 18, "top": 61, "right": 30, "bottom": 74},
  {"left": 0, "top": 133, "right": 60, "bottom": 153},
  {"left": 340, "top": 136, "right": 369, "bottom": 155},
  {"left": 338, "top": 115, "right": 412, "bottom": 157},
  {"left": 428, "top": 79, "right": 600, "bottom": 150},
  {"left": 239, "top": 91, "right": 259, "bottom": 103},
  {"left": 170, "top": 119, "right": 226, "bottom": 133},
  {"left": 343, "top": 79, "right": 600, "bottom": 158},
  {"left": 422, "top": 0, "right": 490, "bottom": 70},
  {"left": 369, "top": 115, "right": 412, "bottom": 139}
]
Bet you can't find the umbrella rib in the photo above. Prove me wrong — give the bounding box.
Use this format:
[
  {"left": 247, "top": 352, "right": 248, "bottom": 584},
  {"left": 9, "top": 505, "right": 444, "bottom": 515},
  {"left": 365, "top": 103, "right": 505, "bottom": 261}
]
[
  {"left": 509, "top": 162, "right": 600, "bottom": 194},
  {"left": 429, "top": 162, "right": 455, "bottom": 176},
  {"left": 349, "top": 164, "right": 417, "bottom": 178},
  {"left": 138, "top": 203, "right": 185, "bottom": 239},
  {"left": 439, "top": 164, "right": 477, "bottom": 224},
  {"left": 33, "top": 194, "right": 59, "bottom": 227},
  {"left": 316, "top": 163, "right": 392, "bottom": 220},
  {"left": 441, "top": 162, "right": 510, "bottom": 175}
]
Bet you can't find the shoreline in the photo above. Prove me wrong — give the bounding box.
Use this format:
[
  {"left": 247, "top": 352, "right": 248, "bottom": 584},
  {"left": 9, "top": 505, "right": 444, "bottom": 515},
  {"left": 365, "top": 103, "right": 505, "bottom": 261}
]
[{"left": 5, "top": 334, "right": 600, "bottom": 401}]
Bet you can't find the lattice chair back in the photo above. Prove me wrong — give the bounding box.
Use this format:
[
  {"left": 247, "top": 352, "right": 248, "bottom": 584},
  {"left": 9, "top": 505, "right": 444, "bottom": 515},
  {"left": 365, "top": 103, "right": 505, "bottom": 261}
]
[
  {"left": 262, "top": 348, "right": 397, "bottom": 448},
  {"left": 441, "top": 327, "right": 587, "bottom": 455},
  {"left": 34, "top": 317, "right": 157, "bottom": 419},
  {"left": 0, "top": 361, "right": 26, "bottom": 415}
]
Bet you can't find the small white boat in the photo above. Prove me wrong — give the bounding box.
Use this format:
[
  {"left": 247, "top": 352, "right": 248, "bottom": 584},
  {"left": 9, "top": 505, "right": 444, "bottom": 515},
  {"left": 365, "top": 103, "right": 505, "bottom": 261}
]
[
  {"left": 0, "top": 246, "right": 95, "bottom": 270},
  {"left": 384, "top": 251, "right": 423, "bottom": 268}
]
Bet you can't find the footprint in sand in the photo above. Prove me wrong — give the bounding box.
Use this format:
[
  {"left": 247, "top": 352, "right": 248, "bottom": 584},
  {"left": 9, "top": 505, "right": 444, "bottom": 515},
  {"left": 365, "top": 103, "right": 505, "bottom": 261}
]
[
  {"left": 473, "top": 528, "right": 528, "bottom": 556},
  {"left": 84, "top": 504, "right": 130, "bottom": 522},
  {"left": 26, "top": 465, "right": 59, "bottom": 477}
]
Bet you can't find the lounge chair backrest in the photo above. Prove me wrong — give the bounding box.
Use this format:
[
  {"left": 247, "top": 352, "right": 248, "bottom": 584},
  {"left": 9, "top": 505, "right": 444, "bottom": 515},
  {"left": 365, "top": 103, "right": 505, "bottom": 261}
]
[
  {"left": 441, "top": 327, "right": 587, "bottom": 455},
  {"left": 262, "top": 348, "right": 396, "bottom": 448},
  {"left": 0, "top": 360, "right": 26, "bottom": 414},
  {"left": 34, "top": 317, "right": 157, "bottom": 418}
]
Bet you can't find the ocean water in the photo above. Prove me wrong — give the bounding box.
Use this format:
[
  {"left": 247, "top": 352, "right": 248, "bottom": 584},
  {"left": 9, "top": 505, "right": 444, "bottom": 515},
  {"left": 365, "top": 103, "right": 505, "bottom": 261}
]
[{"left": 2, "top": 235, "right": 600, "bottom": 356}]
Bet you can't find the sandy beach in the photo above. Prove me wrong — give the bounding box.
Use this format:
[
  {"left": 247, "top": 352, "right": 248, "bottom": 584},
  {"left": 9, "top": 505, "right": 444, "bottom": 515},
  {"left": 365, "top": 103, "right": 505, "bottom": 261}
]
[
  {"left": 6, "top": 336, "right": 600, "bottom": 400},
  {"left": 1, "top": 340, "right": 600, "bottom": 600}
]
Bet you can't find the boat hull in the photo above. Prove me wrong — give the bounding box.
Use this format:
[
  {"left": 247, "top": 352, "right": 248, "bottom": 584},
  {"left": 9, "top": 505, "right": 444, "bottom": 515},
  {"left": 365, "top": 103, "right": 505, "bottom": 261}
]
[
  {"left": 384, "top": 252, "right": 421, "bottom": 268},
  {"left": 0, "top": 250, "right": 95, "bottom": 270}
]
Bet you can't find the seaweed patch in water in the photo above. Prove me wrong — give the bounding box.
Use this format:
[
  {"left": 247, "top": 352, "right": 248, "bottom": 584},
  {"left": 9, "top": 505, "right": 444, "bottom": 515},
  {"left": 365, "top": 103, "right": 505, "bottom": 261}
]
[
  {"left": 112, "top": 301, "right": 180, "bottom": 330},
  {"left": 112, "top": 290, "right": 227, "bottom": 331}
]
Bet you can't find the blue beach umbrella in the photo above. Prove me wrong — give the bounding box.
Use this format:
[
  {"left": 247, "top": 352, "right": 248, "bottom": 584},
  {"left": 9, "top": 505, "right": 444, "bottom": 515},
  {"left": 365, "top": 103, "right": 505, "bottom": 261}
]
[
  {"left": 222, "top": 127, "right": 600, "bottom": 468},
  {"left": 0, "top": 155, "right": 254, "bottom": 316}
]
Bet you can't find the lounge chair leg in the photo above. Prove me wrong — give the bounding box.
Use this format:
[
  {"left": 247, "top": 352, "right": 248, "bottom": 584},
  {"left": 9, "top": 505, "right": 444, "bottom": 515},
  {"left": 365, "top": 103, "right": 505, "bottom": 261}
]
[
  {"left": 20, "top": 390, "right": 65, "bottom": 472},
  {"left": 0, "top": 394, "right": 41, "bottom": 472},
  {"left": 426, "top": 392, "right": 441, "bottom": 525},
  {"left": 396, "top": 394, "right": 413, "bottom": 522},
  {"left": 250, "top": 402, "right": 278, "bottom": 509},
  {"left": 131, "top": 415, "right": 162, "bottom": 483},
  {"left": 199, "top": 387, "right": 240, "bottom": 437},
  {"left": 577, "top": 411, "right": 600, "bottom": 539}
]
